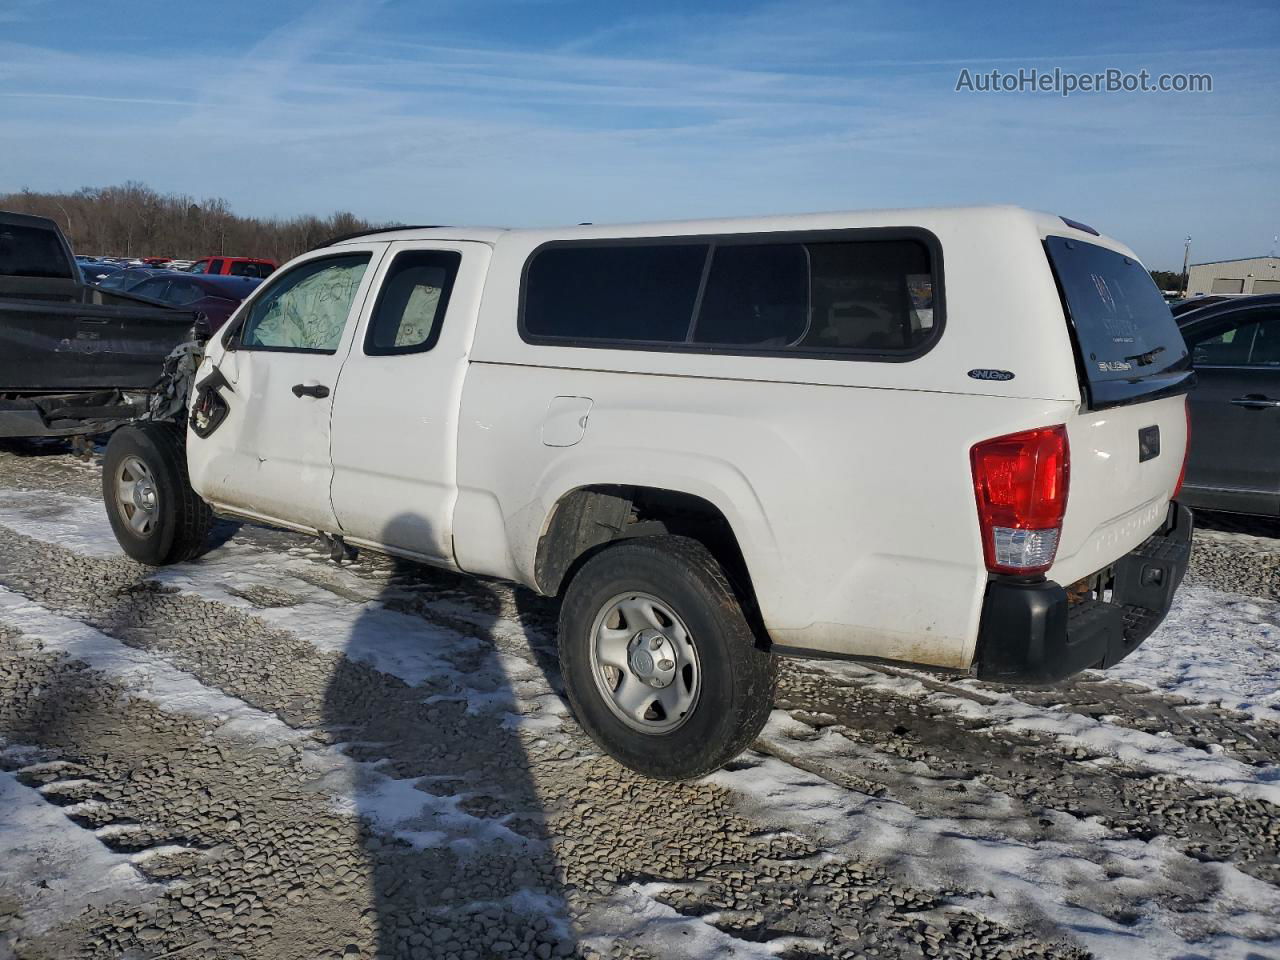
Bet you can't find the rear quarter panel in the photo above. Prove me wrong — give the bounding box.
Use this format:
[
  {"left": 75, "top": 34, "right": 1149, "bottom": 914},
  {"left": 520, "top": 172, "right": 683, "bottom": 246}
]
[{"left": 458, "top": 366, "right": 1078, "bottom": 670}]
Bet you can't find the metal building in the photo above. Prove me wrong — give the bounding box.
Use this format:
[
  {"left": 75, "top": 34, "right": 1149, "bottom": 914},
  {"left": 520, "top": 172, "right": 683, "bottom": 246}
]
[{"left": 1186, "top": 256, "right": 1280, "bottom": 296}]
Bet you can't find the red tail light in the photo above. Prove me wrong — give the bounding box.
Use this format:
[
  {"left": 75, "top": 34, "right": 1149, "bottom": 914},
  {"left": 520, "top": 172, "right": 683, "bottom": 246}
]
[
  {"left": 971, "top": 425, "right": 1070, "bottom": 575},
  {"left": 1173, "top": 396, "right": 1190, "bottom": 500}
]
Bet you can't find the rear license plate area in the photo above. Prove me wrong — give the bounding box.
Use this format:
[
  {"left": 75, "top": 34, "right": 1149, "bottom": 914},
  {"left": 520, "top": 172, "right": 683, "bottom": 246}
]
[{"left": 1138, "top": 425, "right": 1160, "bottom": 462}]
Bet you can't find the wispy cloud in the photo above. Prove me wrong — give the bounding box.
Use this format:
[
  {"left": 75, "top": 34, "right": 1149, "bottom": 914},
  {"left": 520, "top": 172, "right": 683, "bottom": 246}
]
[
  {"left": 0, "top": 0, "right": 1277, "bottom": 268},
  {"left": 0, "top": 91, "right": 195, "bottom": 107}
]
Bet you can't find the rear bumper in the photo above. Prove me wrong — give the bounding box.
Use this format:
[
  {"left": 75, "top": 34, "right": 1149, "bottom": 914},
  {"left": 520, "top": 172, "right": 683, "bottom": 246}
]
[
  {"left": 0, "top": 391, "right": 147, "bottom": 438},
  {"left": 975, "top": 502, "right": 1193, "bottom": 683}
]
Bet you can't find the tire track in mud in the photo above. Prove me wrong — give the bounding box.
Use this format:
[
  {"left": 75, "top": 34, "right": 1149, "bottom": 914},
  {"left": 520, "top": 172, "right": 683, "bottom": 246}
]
[
  {"left": 774, "top": 660, "right": 1280, "bottom": 888},
  {"left": 0, "top": 628, "right": 389, "bottom": 960},
  {"left": 0, "top": 527, "right": 1089, "bottom": 960},
  {"left": 858, "top": 659, "right": 1280, "bottom": 770},
  {"left": 997, "top": 676, "right": 1280, "bottom": 767}
]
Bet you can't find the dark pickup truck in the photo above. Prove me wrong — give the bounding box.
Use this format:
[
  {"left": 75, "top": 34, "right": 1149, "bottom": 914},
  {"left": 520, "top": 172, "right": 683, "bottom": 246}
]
[{"left": 0, "top": 211, "right": 197, "bottom": 438}]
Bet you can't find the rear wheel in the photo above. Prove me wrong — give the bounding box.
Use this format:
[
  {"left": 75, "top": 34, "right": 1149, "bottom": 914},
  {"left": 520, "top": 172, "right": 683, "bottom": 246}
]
[
  {"left": 103, "top": 422, "right": 212, "bottom": 565},
  {"left": 558, "top": 536, "right": 776, "bottom": 780}
]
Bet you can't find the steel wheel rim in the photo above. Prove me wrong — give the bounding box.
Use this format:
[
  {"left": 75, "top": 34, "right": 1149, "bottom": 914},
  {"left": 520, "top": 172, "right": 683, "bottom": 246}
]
[
  {"left": 588, "top": 591, "right": 701, "bottom": 735},
  {"left": 115, "top": 455, "right": 158, "bottom": 537}
]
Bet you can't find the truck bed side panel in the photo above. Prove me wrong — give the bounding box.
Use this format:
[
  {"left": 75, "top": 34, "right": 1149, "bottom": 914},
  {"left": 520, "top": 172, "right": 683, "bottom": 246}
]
[{"left": 457, "top": 360, "right": 1076, "bottom": 669}]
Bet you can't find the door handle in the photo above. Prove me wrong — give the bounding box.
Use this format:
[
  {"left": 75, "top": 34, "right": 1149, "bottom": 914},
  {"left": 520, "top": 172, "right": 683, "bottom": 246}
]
[
  {"left": 291, "top": 383, "right": 330, "bottom": 399},
  {"left": 1230, "top": 394, "right": 1280, "bottom": 410}
]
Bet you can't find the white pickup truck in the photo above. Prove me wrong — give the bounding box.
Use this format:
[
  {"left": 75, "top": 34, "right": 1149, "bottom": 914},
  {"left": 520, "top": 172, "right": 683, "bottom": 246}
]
[{"left": 101, "top": 206, "right": 1194, "bottom": 779}]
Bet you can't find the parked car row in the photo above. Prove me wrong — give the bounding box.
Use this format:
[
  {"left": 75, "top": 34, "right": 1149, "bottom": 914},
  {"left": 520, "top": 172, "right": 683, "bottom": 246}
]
[{"left": 75, "top": 253, "right": 275, "bottom": 280}]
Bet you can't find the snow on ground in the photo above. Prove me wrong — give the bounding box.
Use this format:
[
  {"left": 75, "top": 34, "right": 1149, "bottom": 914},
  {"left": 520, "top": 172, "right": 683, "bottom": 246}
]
[
  {"left": 0, "top": 582, "right": 557, "bottom": 860},
  {"left": 809, "top": 659, "right": 1280, "bottom": 805},
  {"left": 0, "top": 747, "right": 154, "bottom": 939},
  {"left": 149, "top": 540, "right": 567, "bottom": 735},
  {"left": 0, "top": 586, "right": 304, "bottom": 745},
  {"left": 0, "top": 487, "right": 565, "bottom": 731},
  {"left": 715, "top": 720, "right": 1280, "bottom": 960},
  {"left": 0, "top": 489, "right": 118, "bottom": 558},
  {"left": 1113, "top": 582, "right": 1280, "bottom": 723},
  {"left": 1, "top": 487, "right": 1279, "bottom": 958},
  {"left": 581, "top": 883, "right": 817, "bottom": 960}
]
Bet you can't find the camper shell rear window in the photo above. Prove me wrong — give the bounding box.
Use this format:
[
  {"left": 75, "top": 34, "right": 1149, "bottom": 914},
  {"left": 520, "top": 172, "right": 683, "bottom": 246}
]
[{"left": 1044, "top": 236, "right": 1190, "bottom": 407}]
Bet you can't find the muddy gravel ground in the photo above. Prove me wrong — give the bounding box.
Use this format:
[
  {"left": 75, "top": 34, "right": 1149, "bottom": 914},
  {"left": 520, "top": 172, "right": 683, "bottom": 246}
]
[{"left": 0, "top": 442, "right": 1277, "bottom": 960}]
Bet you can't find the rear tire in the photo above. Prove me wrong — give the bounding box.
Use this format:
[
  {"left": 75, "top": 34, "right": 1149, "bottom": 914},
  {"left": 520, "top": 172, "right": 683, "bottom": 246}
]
[
  {"left": 558, "top": 536, "right": 776, "bottom": 780},
  {"left": 103, "top": 422, "right": 212, "bottom": 565}
]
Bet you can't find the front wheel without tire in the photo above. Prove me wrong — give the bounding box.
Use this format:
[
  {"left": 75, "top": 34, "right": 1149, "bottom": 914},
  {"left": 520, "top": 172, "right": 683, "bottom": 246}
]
[
  {"left": 558, "top": 536, "right": 777, "bottom": 780},
  {"left": 103, "top": 422, "right": 212, "bottom": 565}
]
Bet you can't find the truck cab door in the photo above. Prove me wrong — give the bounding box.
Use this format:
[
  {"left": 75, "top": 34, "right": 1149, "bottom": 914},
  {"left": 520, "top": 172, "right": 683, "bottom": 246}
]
[
  {"left": 186, "top": 245, "right": 386, "bottom": 532},
  {"left": 328, "top": 241, "right": 489, "bottom": 562}
]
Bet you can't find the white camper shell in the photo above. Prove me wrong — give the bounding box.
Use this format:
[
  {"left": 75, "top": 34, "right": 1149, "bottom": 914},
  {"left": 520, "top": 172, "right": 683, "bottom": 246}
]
[{"left": 102, "top": 205, "right": 1194, "bottom": 779}]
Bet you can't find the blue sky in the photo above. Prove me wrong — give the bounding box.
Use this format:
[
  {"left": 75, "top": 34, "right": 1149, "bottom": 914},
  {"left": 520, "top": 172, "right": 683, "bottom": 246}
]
[{"left": 1, "top": 0, "right": 1277, "bottom": 269}]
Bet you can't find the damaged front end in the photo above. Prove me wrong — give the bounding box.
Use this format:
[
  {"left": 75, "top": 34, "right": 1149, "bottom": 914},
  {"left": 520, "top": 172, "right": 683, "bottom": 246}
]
[
  {"left": 187, "top": 365, "right": 231, "bottom": 439},
  {"left": 146, "top": 327, "right": 209, "bottom": 424},
  {"left": 150, "top": 316, "right": 232, "bottom": 439}
]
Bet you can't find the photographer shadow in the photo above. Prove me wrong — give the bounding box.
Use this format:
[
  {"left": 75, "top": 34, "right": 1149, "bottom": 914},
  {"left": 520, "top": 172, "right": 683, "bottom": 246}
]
[{"left": 320, "top": 513, "right": 579, "bottom": 959}]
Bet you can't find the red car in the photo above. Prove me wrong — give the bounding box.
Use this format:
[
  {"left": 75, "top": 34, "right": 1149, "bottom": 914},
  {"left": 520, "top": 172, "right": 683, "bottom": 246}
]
[
  {"left": 189, "top": 256, "right": 276, "bottom": 279},
  {"left": 141, "top": 256, "right": 172, "bottom": 267}
]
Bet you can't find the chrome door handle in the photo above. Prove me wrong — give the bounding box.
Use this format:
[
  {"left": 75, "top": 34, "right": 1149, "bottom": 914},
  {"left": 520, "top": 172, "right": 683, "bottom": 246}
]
[
  {"left": 1231, "top": 395, "right": 1280, "bottom": 409},
  {"left": 292, "top": 383, "right": 330, "bottom": 399}
]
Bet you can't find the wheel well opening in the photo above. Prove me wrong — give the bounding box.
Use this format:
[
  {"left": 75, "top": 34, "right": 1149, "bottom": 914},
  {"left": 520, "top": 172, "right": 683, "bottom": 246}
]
[{"left": 535, "top": 485, "right": 757, "bottom": 612}]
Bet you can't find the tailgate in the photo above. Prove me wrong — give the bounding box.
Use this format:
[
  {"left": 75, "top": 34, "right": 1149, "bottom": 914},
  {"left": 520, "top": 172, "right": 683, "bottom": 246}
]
[
  {"left": 0, "top": 297, "right": 193, "bottom": 392},
  {"left": 1052, "top": 393, "right": 1186, "bottom": 585},
  {"left": 1041, "top": 233, "right": 1192, "bottom": 585}
]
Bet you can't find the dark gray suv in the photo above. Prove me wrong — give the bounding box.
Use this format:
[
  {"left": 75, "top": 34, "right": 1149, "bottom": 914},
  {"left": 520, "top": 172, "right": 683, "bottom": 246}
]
[{"left": 1178, "top": 294, "right": 1280, "bottom": 516}]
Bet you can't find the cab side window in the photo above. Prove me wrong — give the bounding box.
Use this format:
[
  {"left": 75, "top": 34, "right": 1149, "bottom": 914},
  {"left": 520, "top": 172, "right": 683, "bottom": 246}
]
[
  {"left": 521, "top": 233, "right": 941, "bottom": 356},
  {"left": 1193, "top": 320, "right": 1259, "bottom": 366},
  {"left": 364, "top": 250, "right": 461, "bottom": 355},
  {"left": 1247, "top": 314, "right": 1280, "bottom": 365},
  {"left": 239, "top": 254, "right": 371, "bottom": 354},
  {"left": 230, "top": 261, "right": 273, "bottom": 279}
]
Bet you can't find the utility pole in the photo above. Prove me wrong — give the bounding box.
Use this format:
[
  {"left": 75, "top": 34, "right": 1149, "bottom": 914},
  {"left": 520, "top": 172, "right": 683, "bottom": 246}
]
[
  {"left": 52, "top": 199, "right": 72, "bottom": 239},
  {"left": 1181, "top": 236, "right": 1192, "bottom": 297}
]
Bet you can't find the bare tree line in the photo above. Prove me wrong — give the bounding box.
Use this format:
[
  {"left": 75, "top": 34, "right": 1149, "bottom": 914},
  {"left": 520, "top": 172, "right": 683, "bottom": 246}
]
[{"left": 0, "top": 182, "right": 385, "bottom": 263}]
